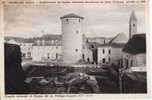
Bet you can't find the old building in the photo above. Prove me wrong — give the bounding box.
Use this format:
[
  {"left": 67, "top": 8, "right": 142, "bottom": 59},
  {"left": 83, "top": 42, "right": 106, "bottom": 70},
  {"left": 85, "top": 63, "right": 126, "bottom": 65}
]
[
  {"left": 82, "top": 34, "right": 93, "bottom": 63},
  {"left": 32, "top": 35, "right": 62, "bottom": 62},
  {"left": 109, "top": 33, "right": 128, "bottom": 65},
  {"left": 5, "top": 37, "right": 34, "bottom": 60},
  {"left": 97, "top": 44, "right": 111, "bottom": 65},
  {"left": 60, "top": 13, "right": 84, "bottom": 64},
  {"left": 20, "top": 42, "right": 33, "bottom": 60},
  {"left": 122, "top": 34, "right": 146, "bottom": 69}
]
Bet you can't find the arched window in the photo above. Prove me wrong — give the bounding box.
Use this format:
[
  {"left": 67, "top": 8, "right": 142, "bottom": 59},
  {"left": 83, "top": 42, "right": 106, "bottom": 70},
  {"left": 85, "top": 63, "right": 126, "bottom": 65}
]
[
  {"left": 109, "top": 49, "right": 111, "bottom": 54},
  {"left": 102, "top": 58, "right": 105, "bottom": 63},
  {"left": 103, "top": 49, "right": 105, "bottom": 54}
]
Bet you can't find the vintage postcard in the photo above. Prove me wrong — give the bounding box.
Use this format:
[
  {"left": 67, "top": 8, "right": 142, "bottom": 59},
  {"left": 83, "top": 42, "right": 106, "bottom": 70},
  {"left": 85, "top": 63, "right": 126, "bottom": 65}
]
[{"left": 0, "top": 0, "right": 151, "bottom": 99}]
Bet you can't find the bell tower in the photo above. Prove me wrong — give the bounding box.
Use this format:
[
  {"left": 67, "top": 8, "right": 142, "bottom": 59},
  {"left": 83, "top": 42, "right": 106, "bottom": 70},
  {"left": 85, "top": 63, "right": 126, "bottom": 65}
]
[{"left": 129, "top": 11, "right": 137, "bottom": 39}]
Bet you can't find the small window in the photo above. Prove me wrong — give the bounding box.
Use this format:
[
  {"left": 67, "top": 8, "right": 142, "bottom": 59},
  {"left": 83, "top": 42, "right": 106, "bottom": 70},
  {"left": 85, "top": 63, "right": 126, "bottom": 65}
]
[
  {"left": 76, "top": 30, "right": 79, "bottom": 34},
  {"left": 22, "top": 53, "right": 26, "bottom": 58},
  {"left": 103, "top": 49, "right": 105, "bottom": 54},
  {"left": 75, "top": 49, "right": 78, "bottom": 52},
  {"left": 87, "top": 58, "right": 90, "bottom": 62},
  {"left": 91, "top": 45, "right": 94, "bottom": 48},
  {"left": 131, "top": 60, "right": 133, "bottom": 66},
  {"left": 102, "top": 58, "right": 105, "bottom": 63},
  {"left": 79, "top": 19, "right": 81, "bottom": 22},
  {"left": 82, "top": 54, "right": 85, "bottom": 60},
  {"left": 66, "top": 19, "right": 68, "bottom": 22},
  {"left": 109, "top": 49, "right": 111, "bottom": 54},
  {"left": 47, "top": 53, "right": 50, "bottom": 59},
  {"left": 109, "top": 57, "right": 110, "bottom": 62},
  {"left": 27, "top": 52, "right": 31, "bottom": 58},
  {"left": 133, "top": 23, "right": 135, "bottom": 27},
  {"left": 56, "top": 53, "right": 58, "bottom": 59}
]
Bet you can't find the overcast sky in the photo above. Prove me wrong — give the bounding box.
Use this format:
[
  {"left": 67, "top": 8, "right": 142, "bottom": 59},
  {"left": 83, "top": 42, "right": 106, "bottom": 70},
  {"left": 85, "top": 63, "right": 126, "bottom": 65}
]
[{"left": 4, "top": 4, "right": 146, "bottom": 38}]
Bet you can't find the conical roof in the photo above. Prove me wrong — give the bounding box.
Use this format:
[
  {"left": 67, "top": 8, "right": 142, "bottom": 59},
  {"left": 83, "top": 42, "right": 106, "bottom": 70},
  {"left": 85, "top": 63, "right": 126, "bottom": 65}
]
[{"left": 60, "top": 13, "right": 84, "bottom": 19}]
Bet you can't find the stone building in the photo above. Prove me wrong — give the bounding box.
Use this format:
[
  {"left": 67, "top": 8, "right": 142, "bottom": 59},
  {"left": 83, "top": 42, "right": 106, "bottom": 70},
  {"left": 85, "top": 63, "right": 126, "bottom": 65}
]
[
  {"left": 32, "top": 35, "right": 62, "bottom": 62},
  {"left": 109, "top": 33, "right": 128, "bottom": 65},
  {"left": 122, "top": 34, "right": 146, "bottom": 70},
  {"left": 5, "top": 37, "right": 33, "bottom": 60},
  {"left": 60, "top": 13, "right": 84, "bottom": 64},
  {"left": 97, "top": 44, "right": 111, "bottom": 65}
]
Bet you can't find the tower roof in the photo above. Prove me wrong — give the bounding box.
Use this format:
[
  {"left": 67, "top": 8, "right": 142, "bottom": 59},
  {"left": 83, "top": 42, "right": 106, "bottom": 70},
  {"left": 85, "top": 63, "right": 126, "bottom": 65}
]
[
  {"left": 123, "top": 34, "right": 146, "bottom": 54},
  {"left": 130, "top": 11, "right": 137, "bottom": 21},
  {"left": 60, "top": 13, "right": 84, "bottom": 19}
]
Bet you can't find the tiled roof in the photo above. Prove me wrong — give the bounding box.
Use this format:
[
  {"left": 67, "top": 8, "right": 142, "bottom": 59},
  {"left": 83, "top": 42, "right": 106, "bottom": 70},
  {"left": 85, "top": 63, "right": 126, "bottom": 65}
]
[
  {"left": 60, "top": 13, "right": 84, "bottom": 19},
  {"left": 37, "top": 34, "right": 62, "bottom": 40},
  {"left": 123, "top": 34, "right": 146, "bottom": 54},
  {"left": 5, "top": 37, "right": 34, "bottom": 43}
]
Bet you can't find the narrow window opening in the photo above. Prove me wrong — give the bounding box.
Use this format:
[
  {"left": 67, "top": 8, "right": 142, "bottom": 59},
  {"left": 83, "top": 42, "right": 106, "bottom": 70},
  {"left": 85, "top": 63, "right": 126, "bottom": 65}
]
[
  {"left": 82, "top": 54, "right": 85, "bottom": 60},
  {"left": 109, "top": 49, "right": 111, "bottom": 54},
  {"left": 75, "top": 49, "right": 78, "bottom": 52},
  {"left": 103, "top": 49, "right": 105, "bottom": 54},
  {"left": 109, "top": 57, "right": 110, "bottom": 62},
  {"left": 76, "top": 30, "right": 79, "bottom": 34},
  {"left": 102, "top": 58, "right": 105, "bottom": 63}
]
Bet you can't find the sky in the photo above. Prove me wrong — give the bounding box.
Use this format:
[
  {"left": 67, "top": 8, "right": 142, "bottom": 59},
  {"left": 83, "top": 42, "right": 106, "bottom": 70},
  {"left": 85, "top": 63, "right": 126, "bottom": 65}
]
[{"left": 4, "top": 4, "right": 146, "bottom": 38}]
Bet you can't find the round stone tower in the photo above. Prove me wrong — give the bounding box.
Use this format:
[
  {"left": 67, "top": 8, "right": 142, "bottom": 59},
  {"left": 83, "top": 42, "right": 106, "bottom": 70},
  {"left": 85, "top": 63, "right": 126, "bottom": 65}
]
[{"left": 60, "top": 13, "right": 84, "bottom": 64}]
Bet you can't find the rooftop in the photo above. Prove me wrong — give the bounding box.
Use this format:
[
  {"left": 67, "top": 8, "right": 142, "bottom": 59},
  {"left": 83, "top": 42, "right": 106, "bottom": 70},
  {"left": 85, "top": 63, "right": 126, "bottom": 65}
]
[
  {"left": 123, "top": 34, "right": 146, "bottom": 54},
  {"left": 60, "top": 13, "right": 84, "bottom": 19}
]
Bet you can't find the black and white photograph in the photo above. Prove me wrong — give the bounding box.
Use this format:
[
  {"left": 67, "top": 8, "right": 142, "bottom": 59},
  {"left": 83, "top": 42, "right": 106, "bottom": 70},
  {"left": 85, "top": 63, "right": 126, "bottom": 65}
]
[{"left": 3, "top": 2, "right": 147, "bottom": 94}]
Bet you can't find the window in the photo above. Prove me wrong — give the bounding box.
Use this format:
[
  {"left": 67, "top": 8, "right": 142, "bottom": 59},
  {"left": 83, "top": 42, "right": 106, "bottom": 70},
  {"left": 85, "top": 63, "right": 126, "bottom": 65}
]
[
  {"left": 133, "top": 23, "right": 135, "bottom": 27},
  {"left": 102, "top": 58, "right": 105, "bottom": 63},
  {"left": 76, "top": 30, "right": 79, "bottom": 34},
  {"left": 75, "top": 49, "right": 78, "bottom": 52},
  {"left": 82, "top": 54, "right": 85, "bottom": 60},
  {"left": 103, "top": 49, "right": 105, "bottom": 54},
  {"left": 131, "top": 60, "right": 133, "bottom": 66},
  {"left": 91, "top": 45, "right": 94, "bottom": 48},
  {"left": 79, "top": 19, "right": 81, "bottom": 22},
  {"left": 56, "top": 46, "right": 58, "bottom": 49},
  {"left": 22, "top": 53, "right": 26, "bottom": 58},
  {"left": 47, "top": 53, "right": 50, "bottom": 59},
  {"left": 109, "top": 49, "right": 111, "bottom": 54},
  {"left": 27, "top": 52, "right": 31, "bottom": 58},
  {"left": 56, "top": 53, "right": 58, "bottom": 59},
  {"left": 109, "top": 57, "right": 110, "bottom": 62},
  {"left": 87, "top": 58, "right": 90, "bottom": 62},
  {"left": 104, "top": 40, "right": 105, "bottom": 44},
  {"left": 66, "top": 19, "right": 68, "bottom": 22}
]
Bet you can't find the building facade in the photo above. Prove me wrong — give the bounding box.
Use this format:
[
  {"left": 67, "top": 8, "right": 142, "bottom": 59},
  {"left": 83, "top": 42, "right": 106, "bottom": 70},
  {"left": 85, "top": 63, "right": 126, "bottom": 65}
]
[
  {"left": 97, "top": 45, "right": 111, "bottom": 65},
  {"left": 122, "top": 34, "right": 146, "bottom": 69},
  {"left": 32, "top": 35, "right": 62, "bottom": 62}
]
